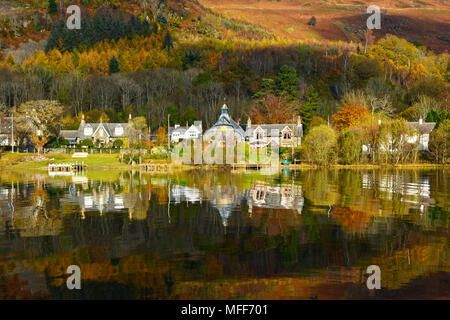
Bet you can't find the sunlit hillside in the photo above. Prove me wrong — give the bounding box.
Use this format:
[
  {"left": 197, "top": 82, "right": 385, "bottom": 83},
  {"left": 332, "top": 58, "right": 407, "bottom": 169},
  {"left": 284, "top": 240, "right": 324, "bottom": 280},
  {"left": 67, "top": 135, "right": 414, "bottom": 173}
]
[{"left": 200, "top": 0, "right": 450, "bottom": 53}]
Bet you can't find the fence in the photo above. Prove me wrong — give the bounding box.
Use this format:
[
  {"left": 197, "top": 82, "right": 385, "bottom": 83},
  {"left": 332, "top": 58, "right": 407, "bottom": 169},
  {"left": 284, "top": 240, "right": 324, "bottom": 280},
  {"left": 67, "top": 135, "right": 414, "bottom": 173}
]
[{"left": 44, "top": 148, "right": 148, "bottom": 155}]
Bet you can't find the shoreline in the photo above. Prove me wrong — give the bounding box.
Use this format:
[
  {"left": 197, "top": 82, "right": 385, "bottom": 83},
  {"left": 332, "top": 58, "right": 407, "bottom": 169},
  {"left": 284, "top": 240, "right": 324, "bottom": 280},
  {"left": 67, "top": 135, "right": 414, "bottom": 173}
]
[
  {"left": 1, "top": 163, "right": 449, "bottom": 171},
  {"left": 1, "top": 152, "right": 448, "bottom": 171}
]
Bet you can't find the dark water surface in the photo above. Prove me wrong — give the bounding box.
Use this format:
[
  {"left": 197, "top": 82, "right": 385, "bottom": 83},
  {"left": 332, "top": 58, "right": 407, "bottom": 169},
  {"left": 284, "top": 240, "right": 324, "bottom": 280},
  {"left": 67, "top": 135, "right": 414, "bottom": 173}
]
[{"left": 0, "top": 169, "right": 448, "bottom": 299}]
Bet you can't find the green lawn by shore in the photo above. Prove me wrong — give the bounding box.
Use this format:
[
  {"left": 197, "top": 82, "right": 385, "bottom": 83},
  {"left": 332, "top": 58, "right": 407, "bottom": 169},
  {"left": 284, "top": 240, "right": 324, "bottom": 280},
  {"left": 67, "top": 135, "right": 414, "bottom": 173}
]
[
  {"left": 0, "top": 153, "right": 447, "bottom": 170},
  {"left": 0, "top": 153, "right": 131, "bottom": 169}
]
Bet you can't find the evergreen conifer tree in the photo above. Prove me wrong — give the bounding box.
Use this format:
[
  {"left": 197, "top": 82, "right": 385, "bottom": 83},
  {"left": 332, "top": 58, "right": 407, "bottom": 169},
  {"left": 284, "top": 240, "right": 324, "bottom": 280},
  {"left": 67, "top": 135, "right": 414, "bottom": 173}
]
[
  {"left": 109, "top": 56, "right": 120, "bottom": 75},
  {"left": 48, "top": 0, "right": 57, "bottom": 14},
  {"left": 275, "top": 65, "right": 299, "bottom": 100},
  {"left": 301, "top": 85, "right": 321, "bottom": 131},
  {"left": 162, "top": 30, "right": 174, "bottom": 51}
]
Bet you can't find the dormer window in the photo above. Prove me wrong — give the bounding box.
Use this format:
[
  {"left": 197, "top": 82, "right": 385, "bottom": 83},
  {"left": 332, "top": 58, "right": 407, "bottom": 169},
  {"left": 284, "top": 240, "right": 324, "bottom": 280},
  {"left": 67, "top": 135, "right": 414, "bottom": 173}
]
[
  {"left": 255, "top": 128, "right": 264, "bottom": 140},
  {"left": 84, "top": 125, "right": 93, "bottom": 136},
  {"left": 115, "top": 125, "right": 124, "bottom": 136},
  {"left": 283, "top": 131, "right": 291, "bottom": 139}
]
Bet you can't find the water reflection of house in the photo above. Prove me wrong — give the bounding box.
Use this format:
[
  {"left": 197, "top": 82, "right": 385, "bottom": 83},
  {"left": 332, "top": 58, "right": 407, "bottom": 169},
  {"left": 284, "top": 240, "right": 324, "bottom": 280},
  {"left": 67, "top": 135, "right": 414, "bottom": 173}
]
[
  {"left": 361, "top": 173, "right": 434, "bottom": 214},
  {"left": 72, "top": 188, "right": 128, "bottom": 214},
  {"left": 170, "top": 185, "right": 202, "bottom": 204},
  {"left": 246, "top": 183, "right": 304, "bottom": 214},
  {"left": 205, "top": 185, "right": 244, "bottom": 227}
]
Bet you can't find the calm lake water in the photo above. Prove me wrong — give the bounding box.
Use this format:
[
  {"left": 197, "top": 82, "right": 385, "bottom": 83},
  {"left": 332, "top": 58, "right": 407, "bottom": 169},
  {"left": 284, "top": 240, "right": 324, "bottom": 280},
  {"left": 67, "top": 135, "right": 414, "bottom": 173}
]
[{"left": 0, "top": 169, "right": 448, "bottom": 299}]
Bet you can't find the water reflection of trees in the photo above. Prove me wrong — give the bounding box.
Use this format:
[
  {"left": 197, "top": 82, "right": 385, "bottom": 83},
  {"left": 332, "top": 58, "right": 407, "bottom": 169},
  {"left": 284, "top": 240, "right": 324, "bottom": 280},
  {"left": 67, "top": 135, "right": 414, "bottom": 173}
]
[{"left": 0, "top": 169, "right": 448, "bottom": 299}]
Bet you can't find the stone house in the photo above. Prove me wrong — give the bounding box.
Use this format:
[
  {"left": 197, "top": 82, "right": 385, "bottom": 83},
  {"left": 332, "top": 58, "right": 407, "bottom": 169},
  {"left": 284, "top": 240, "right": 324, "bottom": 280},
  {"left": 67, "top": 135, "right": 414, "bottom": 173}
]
[{"left": 60, "top": 114, "right": 133, "bottom": 147}]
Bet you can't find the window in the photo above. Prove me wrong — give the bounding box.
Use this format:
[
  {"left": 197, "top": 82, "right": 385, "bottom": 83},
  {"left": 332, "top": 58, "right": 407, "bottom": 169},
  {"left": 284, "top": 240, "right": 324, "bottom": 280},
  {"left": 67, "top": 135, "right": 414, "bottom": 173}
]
[
  {"left": 255, "top": 190, "right": 265, "bottom": 201},
  {"left": 255, "top": 129, "right": 264, "bottom": 140},
  {"left": 84, "top": 125, "right": 93, "bottom": 136},
  {"left": 115, "top": 125, "right": 124, "bottom": 136},
  {"left": 283, "top": 132, "right": 291, "bottom": 139}
]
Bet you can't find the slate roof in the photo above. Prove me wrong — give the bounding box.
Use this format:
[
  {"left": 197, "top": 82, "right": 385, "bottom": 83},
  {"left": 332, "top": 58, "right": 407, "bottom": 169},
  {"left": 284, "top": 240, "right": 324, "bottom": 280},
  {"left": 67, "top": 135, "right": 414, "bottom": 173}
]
[
  {"left": 169, "top": 126, "right": 187, "bottom": 135},
  {"left": 204, "top": 105, "right": 246, "bottom": 138},
  {"left": 61, "top": 122, "right": 130, "bottom": 141},
  {"left": 60, "top": 130, "right": 78, "bottom": 140},
  {"left": 407, "top": 122, "right": 436, "bottom": 134},
  {"left": 246, "top": 124, "right": 303, "bottom": 138}
]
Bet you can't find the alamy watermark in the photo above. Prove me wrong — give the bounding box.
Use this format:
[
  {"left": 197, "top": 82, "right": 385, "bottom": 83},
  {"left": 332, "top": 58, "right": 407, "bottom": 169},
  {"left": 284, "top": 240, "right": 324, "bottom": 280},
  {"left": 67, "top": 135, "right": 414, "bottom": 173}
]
[
  {"left": 171, "top": 130, "right": 281, "bottom": 167},
  {"left": 67, "top": 5, "right": 81, "bottom": 30},
  {"left": 66, "top": 265, "right": 81, "bottom": 290},
  {"left": 366, "top": 265, "right": 381, "bottom": 289},
  {"left": 367, "top": 5, "right": 381, "bottom": 30}
]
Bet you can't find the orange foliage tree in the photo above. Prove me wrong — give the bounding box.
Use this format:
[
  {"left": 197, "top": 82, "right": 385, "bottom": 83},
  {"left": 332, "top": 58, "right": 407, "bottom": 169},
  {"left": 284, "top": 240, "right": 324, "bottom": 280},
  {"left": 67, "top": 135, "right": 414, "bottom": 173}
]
[{"left": 332, "top": 103, "right": 369, "bottom": 131}]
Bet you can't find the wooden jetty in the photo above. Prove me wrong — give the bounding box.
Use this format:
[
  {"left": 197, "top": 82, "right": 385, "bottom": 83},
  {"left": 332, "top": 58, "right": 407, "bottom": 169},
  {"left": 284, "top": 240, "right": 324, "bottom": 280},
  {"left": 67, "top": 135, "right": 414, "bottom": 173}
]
[
  {"left": 48, "top": 162, "right": 87, "bottom": 172},
  {"left": 140, "top": 163, "right": 169, "bottom": 172},
  {"left": 231, "top": 163, "right": 272, "bottom": 170}
]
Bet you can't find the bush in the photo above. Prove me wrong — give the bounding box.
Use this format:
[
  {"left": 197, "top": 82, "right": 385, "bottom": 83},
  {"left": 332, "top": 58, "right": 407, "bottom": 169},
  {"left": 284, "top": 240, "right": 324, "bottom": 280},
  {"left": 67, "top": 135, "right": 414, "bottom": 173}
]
[
  {"left": 79, "top": 138, "right": 94, "bottom": 148},
  {"left": 429, "top": 119, "right": 449, "bottom": 164},
  {"left": 338, "top": 129, "right": 363, "bottom": 164},
  {"left": 45, "top": 136, "right": 70, "bottom": 148},
  {"left": 302, "top": 125, "right": 337, "bottom": 165},
  {"left": 113, "top": 139, "right": 124, "bottom": 149}
]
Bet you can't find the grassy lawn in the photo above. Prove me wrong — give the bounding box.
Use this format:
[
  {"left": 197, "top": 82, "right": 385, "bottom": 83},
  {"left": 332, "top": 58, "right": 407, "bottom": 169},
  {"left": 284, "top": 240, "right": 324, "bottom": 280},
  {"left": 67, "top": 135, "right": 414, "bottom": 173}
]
[{"left": 0, "top": 153, "right": 131, "bottom": 169}]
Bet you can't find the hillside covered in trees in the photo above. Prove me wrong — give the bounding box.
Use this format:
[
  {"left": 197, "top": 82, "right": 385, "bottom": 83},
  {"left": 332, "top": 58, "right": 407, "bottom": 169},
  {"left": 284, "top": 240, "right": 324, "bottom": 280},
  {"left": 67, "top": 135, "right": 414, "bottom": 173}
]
[{"left": 0, "top": 0, "right": 448, "bottom": 163}]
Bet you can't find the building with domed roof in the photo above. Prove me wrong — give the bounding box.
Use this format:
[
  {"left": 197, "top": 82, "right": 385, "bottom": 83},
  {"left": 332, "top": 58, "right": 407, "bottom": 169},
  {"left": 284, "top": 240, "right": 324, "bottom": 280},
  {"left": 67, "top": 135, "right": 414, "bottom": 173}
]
[{"left": 204, "top": 104, "right": 303, "bottom": 148}]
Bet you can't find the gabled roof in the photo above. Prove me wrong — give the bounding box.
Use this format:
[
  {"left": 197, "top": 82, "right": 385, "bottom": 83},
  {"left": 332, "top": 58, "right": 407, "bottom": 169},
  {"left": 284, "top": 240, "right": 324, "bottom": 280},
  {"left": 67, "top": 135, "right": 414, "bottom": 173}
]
[
  {"left": 76, "top": 122, "right": 130, "bottom": 140},
  {"left": 169, "top": 127, "right": 187, "bottom": 135},
  {"left": 170, "top": 121, "right": 202, "bottom": 136}
]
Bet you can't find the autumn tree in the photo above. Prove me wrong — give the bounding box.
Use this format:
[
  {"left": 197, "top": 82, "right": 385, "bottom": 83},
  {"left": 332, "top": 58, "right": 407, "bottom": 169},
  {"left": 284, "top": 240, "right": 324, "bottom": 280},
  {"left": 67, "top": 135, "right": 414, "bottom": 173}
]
[
  {"left": 428, "top": 119, "right": 449, "bottom": 164},
  {"left": 129, "top": 116, "right": 149, "bottom": 149},
  {"left": 155, "top": 127, "right": 167, "bottom": 146},
  {"left": 249, "top": 94, "right": 298, "bottom": 124},
  {"left": 333, "top": 103, "right": 369, "bottom": 131},
  {"left": 14, "top": 100, "right": 64, "bottom": 154}
]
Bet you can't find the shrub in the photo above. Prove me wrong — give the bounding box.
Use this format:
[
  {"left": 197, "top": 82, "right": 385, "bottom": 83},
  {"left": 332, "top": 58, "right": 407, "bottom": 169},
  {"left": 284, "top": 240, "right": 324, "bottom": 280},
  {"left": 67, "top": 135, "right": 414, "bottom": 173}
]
[
  {"left": 302, "top": 125, "right": 337, "bottom": 165},
  {"left": 80, "top": 138, "right": 94, "bottom": 148},
  {"left": 113, "top": 139, "right": 124, "bottom": 149},
  {"left": 338, "top": 129, "right": 363, "bottom": 164}
]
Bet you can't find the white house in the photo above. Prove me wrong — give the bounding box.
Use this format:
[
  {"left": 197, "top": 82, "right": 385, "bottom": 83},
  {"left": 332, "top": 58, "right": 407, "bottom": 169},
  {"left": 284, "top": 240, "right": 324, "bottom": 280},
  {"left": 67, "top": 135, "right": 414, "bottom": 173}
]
[
  {"left": 406, "top": 117, "right": 436, "bottom": 151},
  {"left": 362, "top": 117, "right": 436, "bottom": 153},
  {"left": 169, "top": 121, "right": 202, "bottom": 143}
]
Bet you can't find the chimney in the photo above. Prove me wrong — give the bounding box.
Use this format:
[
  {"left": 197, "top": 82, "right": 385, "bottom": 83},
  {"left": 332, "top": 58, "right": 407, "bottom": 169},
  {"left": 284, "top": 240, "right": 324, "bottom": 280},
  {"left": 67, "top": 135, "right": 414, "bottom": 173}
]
[
  {"left": 419, "top": 115, "right": 423, "bottom": 125},
  {"left": 247, "top": 117, "right": 251, "bottom": 129},
  {"left": 186, "top": 121, "right": 189, "bottom": 128},
  {"left": 237, "top": 118, "right": 241, "bottom": 126},
  {"left": 128, "top": 114, "right": 132, "bottom": 123},
  {"left": 80, "top": 114, "right": 85, "bottom": 126},
  {"left": 297, "top": 115, "right": 302, "bottom": 126},
  {"left": 174, "top": 124, "right": 180, "bottom": 129},
  {"left": 378, "top": 119, "right": 382, "bottom": 125}
]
